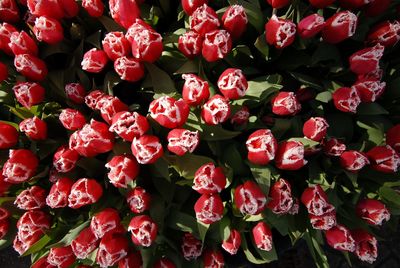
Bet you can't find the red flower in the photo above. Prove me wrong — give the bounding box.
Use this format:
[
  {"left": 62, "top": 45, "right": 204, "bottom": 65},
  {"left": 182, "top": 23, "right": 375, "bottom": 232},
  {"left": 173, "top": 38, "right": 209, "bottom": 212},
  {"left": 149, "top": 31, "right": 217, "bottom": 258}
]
[
  {"left": 2, "top": 149, "right": 39, "bottom": 184},
  {"left": 352, "top": 79, "right": 385, "bottom": 103},
  {"left": 181, "top": 233, "right": 202, "bottom": 260},
  {"left": 109, "top": 0, "right": 140, "bottom": 29},
  {"left": 96, "top": 234, "right": 129, "bottom": 267},
  {"left": 190, "top": 4, "right": 220, "bottom": 37},
  {"left": 114, "top": 56, "right": 145, "bottom": 82},
  {"left": 298, "top": 14, "right": 325, "bottom": 39},
  {"left": 118, "top": 251, "right": 142, "bottom": 268},
  {"left": 364, "top": 0, "right": 391, "bottom": 17},
  {"left": 301, "top": 185, "right": 335, "bottom": 216},
  {"left": 275, "top": 141, "right": 307, "bottom": 170},
  {"left": 202, "top": 29, "right": 232, "bottom": 62},
  {"left": 154, "top": 258, "right": 176, "bottom": 268},
  {"left": 322, "top": 11, "right": 358, "bottom": 44},
  {"left": 0, "top": 62, "right": 8, "bottom": 82},
  {"left": 82, "top": 0, "right": 104, "bottom": 17},
  {"left": 59, "top": 108, "right": 86, "bottom": 130},
  {"left": 9, "top": 31, "right": 38, "bottom": 55},
  {"left": 0, "top": 208, "right": 10, "bottom": 240},
  {"left": 53, "top": 146, "right": 79, "bottom": 173},
  {"left": 323, "top": 138, "right": 346, "bottom": 156},
  {"left": 14, "top": 54, "right": 48, "bottom": 81},
  {"left": 47, "top": 246, "right": 76, "bottom": 268},
  {"left": 182, "top": 0, "right": 208, "bottom": 15},
  {"left": 386, "top": 124, "right": 400, "bottom": 153},
  {"left": 366, "top": 145, "right": 400, "bottom": 173},
  {"left": 349, "top": 44, "right": 384, "bottom": 75},
  {"left": 221, "top": 5, "right": 248, "bottom": 40},
  {"left": 192, "top": 163, "right": 226, "bottom": 194},
  {"left": 303, "top": 117, "right": 329, "bottom": 142},
  {"left": 102, "top": 31, "right": 130, "bottom": 61},
  {"left": 71, "top": 227, "right": 99, "bottom": 259},
  {"left": 0, "top": 22, "right": 17, "bottom": 55},
  {"left": 231, "top": 106, "right": 250, "bottom": 126},
  {"left": 126, "top": 186, "right": 151, "bottom": 213},
  {"left": 91, "top": 208, "right": 124, "bottom": 239},
  {"left": 69, "top": 119, "right": 115, "bottom": 157},
  {"left": 332, "top": 87, "right": 361, "bottom": 113},
  {"left": 217, "top": 68, "right": 248, "bottom": 100},
  {"left": 0, "top": 122, "right": 18, "bottom": 149},
  {"left": 13, "top": 82, "right": 45, "bottom": 109},
  {"left": 59, "top": 0, "right": 79, "bottom": 18},
  {"left": 0, "top": 0, "right": 19, "bottom": 23},
  {"left": 46, "top": 177, "right": 74, "bottom": 208},
  {"left": 194, "top": 193, "right": 224, "bottom": 224},
  {"left": 201, "top": 94, "right": 231, "bottom": 125},
  {"left": 15, "top": 185, "right": 46, "bottom": 210},
  {"left": 222, "top": 228, "right": 241, "bottom": 255},
  {"left": 338, "top": 0, "right": 371, "bottom": 9},
  {"left": 19, "top": 116, "right": 47, "bottom": 140},
  {"left": 27, "top": 0, "right": 64, "bottom": 19},
  {"left": 149, "top": 96, "right": 190, "bottom": 128},
  {"left": 325, "top": 225, "right": 355, "bottom": 252},
  {"left": 129, "top": 215, "right": 158, "bottom": 247},
  {"left": 109, "top": 111, "right": 149, "bottom": 141},
  {"left": 81, "top": 48, "right": 108, "bottom": 73},
  {"left": 64, "top": 83, "right": 85, "bottom": 104},
  {"left": 265, "top": 15, "right": 296, "bottom": 49},
  {"left": 105, "top": 155, "right": 140, "bottom": 188},
  {"left": 267, "top": 178, "right": 294, "bottom": 215},
  {"left": 167, "top": 128, "right": 200, "bottom": 156},
  {"left": 352, "top": 229, "right": 378, "bottom": 264},
  {"left": 131, "top": 135, "right": 164, "bottom": 164},
  {"left": 252, "top": 222, "right": 273, "bottom": 251},
  {"left": 309, "top": 211, "right": 337, "bottom": 230},
  {"left": 356, "top": 199, "right": 390, "bottom": 225},
  {"left": 340, "top": 150, "right": 370, "bottom": 172},
  {"left": 178, "top": 31, "right": 203, "bottom": 59},
  {"left": 271, "top": 92, "right": 301, "bottom": 116},
  {"left": 234, "top": 181, "right": 267, "bottom": 215},
  {"left": 266, "top": 0, "right": 290, "bottom": 8},
  {"left": 203, "top": 248, "right": 224, "bottom": 268},
  {"left": 31, "top": 255, "right": 55, "bottom": 268},
  {"left": 126, "top": 19, "right": 163, "bottom": 63},
  {"left": 182, "top": 74, "right": 210, "bottom": 106},
  {"left": 68, "top": 178, "right": 103, "bottom": 209},
  {"left": 33, "top": 16, "right": 64, "bottom": 44},
  {"left": 367, "top": 20, "right": 400, "bottom": 48}
]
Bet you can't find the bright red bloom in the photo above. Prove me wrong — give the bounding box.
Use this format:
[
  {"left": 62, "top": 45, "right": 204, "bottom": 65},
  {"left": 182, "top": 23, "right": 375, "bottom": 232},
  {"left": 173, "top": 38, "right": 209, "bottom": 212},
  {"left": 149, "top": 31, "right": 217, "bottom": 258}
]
[
  {"left": 167, "top": 128, "right": 200, "bottom": 156},
  {"left": 271, "top": 92, "right": 301, "bottom": 116},
  {"left": 352, "top": 229, "right": 378, "bottom": 264},
  {"left": 96, "top": 234, "right": 129, "bottom": 267},
  {"left": 82, "top": 0, "right": 104, "bottom": 17},
  {"left": 298, "top": 14, "right": 325, "bottom": 39},
  {"left": 27, "top": 0, "right": 64, "bottom": 19},
  {"left": 15, "top": 185, "right": 46, "bottom": 210},
  {"left": 181, "top": 233, "right": 202, "bottom": 260},
  {"left": 194, "top": 193, "right": 224, "bottom": 224},
  {"left": 353, "top": 79, "right": 385, "bottom": 103},
  {"left": 126, "top": 19, "right": 163, "bottom": 63},
  {"left": 0, "top": 208, "right": 10, "bottom": 240},
  {"left": 2, "top": 149, "right": 39, "bottom": 184},
  {"left": 322, "top": 11, "right": 358, "bottom": 44},
  {"left": 303, "top": 117, "right": 329, "bottom": 142},
  {"left": 182, "top": 74, "right": 210, "bottom": 106},
  {"left": 366, "top": 145, "right": 400, "bottom": 173},
  {"left": 217, "top": 68, "right": 248, "bottom": 100},
  {"left": 222, "top": 229, "right": 241, "bottom": 255},
  {"left": 91, "top": 208, "right": 123, "bottom": 239},
  {"left": 149, "top": 96, "right": 189, "bottom": 128},
  {"left": 231, "top": 106, "right": 250, "bottom": 126},
  {"left": 19, "top": 116, "right": 47, "bottom": 140},
  {"left": 0, "top": 0, "right": 19, "bottom": 22},
  {"left": 202, "top": 29, "right": 232, "bottom": 62},
  {"left": 339, "top": 0, "right": 372, "bottom": 9},
  {"left": 203, "top": 248, "right": 224, "bottom": 268},
  {"left": 301, "top": 185, "right": 335, "bottom": 216},
  {"left": 9, "top": 31, "right": 38, "bottom": 55},
  {"left": 332, "top": 87, "right": 361, "bottom": 113},
  {"left": 14, "top": 54, "right": 48, "bottom": 81},
  {"left": 267, "top": 0, "right": 290, "bottom": 8},
  {"left": 190, "top": 4, "right": 220, "bottom": 36},
  {"left": 109, "top": 111, "right": 149, "bottom": 141},
  {"left": 102, "top": 32, "right": 130, "bottom": 61},
  {"left": 349, "top": 44, "right": 384, "bottom": 75},
  {"left": 33, "top": 16, "right": 64, "bottom": 44},
  {"left": 68, "top": 178, "right": 103, "bottom": 209},
  {"left": 109, "top": 0, "right": 140, "bottom": 29},
  {"left": 31, "top": 255, "right": 55, "bottom": 268},
  {"left": 81, "top": 48, "right": 108, "bottom": 73},
  {"left": 178, "top": 31, "right": 203, "bottom": 59},
  {"left": 126, "top": 186, "right": 151, "bottom": 213},
  {"left": 64, "top": 83, "right": 85, "bottom": 104},
  {"left": 275, "top": 141, "right": 307, "bottom": 170},
  {"left": 367, "top": 20, "right": 400, "bottom": 48},
  {"left": 201, "top": 94, "right": 231, "bottom": 125},
  {"left": 221, "top": 5, "right": 248, "bottom": 40},
  {"left": 59, "top": 108, "right": 86, "bottom": 130},
  {"left": 129, "top": 215, "right": 158, "bottom": 247},
  {"left": 340, "top": 150, "right": 370, "bottom": 172},
  {"left": 118, "top": 251, "right": 142, "bottom": 268},
  {"left": 131, "top": 135, "right": 164, "bottom": 164},
  {"left": 356, "top": 199, "right": 390, "bottom": 226},
  {"left": 267, "top": 178, "right": 294, "bottom": 215},
  {"left": 325, "top": 225, "right": 355, "bottom": 252},
  {"left": 0, "top": 62, "right": 8, "bottom": 82},
  {"left": 47, "top": 246, "right": 76, "bottom": 268},
  {"left": 0, "top": 22, "right": 17, "bottom": 54},
  {"left": 182, "top": 0, "right": 208, "bottom": 15},
  {"left": 265, "top": 15, "right": 297, "bottom": 49},
  {"left": 386, "top": 124, "right": 400, "bottom": 153},
  {"left": 71, "top": 227, "right": 99, "bottom": 259},
  {"left": 53, "top": 146, "right": 79, "bottom": 173},
  {"left": 364, "top": 0, "right": 391, "bottom": 17},
  {"left": 309, "top": 211, "right": 337, "bottom": 230},
  {"left": 105, "top": 155, "right": 140, "bottom": 188},
  {"left": 46, "top": 177, "right": 74, "bottom": 208},
  {"left": 114, "top": 56, "right": 145, "bottom": 82},
  {"left": 323, "top": 138, "right": 346, "bottom": 156},
  {"left": 0, "top": 122, "right": 18, "bottom": 149},
  {"left": 246, "top": 129, "right": 278, "bottom": 165},
  {"left": 252, "top": 222, "right": 273, "bottom": 251},
  {"left": 192, "top": 163, "right": 226, "bottom": 194},
  {"left": 234, "top": 181, "right": 267, "bottom": 215}
]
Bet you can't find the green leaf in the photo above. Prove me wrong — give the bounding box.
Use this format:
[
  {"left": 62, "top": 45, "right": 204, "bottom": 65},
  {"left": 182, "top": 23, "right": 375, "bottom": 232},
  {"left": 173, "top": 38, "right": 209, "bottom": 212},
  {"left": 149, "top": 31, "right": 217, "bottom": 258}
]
[
  {"left": 241, "top": 234, "right": 269, "bottom": 264},
  {"left": 357, "top": 103, "right": 389, "bottom": 115},
  {"left": 304, "top": 230, "right": 329, "bottom": 268},
  {"left": 166, "top": 211, "right": 197, "bottom": 233},
  {"left": 248, "top": 163, "right": 278, "bottom": 196},
  {"left": 254, "top": 34, "right": 269, "bottom": 59},
  {"left": 98, "top": 16, "right": 125, "bottom": 32},
  {"left": 315, "top": 91, "right": 332, "bottom": 103},
  {"left": 379, "top": 186, "right": 400, "bottom": 207},
  {"left": 169, "top": 154, "right": 213, "bottom": 179},
  {"left": 104, "top": 71, "right": 121, "bottom": 95},
  {"left": 218, "top": 217, "right": 231, "bottom": 241},
  {"left": 174, "top": 60, "right": 199, "bottom": 74},
  {"left": 239, "top": 0, "right": 264, "bottom": 32},
  {"left": 356, "top": 121, "right": 384, "bottom": 146},
  {"left": 289, "top": 72, "right": 323, "bottom": 90},
  {"left": 311, "top": 43, "right": 342, "bottom": 66},
  {"left": 144, "top": 63, "right": 176, "bottom": 95},
  {"left": 22, "top": 235, "right": 52, "bottom": 257},
  {"left": 288, "top": 137, "right": 319, "bottom": 148},
  {"left": 47, "top": 221, "right": 89, "bottom": 248},
  {"left": 201, "top": 125, "right": 241, "bottom": 141},
  {"left": 197, "top": 221, "right": 209, "bottom": 244}
]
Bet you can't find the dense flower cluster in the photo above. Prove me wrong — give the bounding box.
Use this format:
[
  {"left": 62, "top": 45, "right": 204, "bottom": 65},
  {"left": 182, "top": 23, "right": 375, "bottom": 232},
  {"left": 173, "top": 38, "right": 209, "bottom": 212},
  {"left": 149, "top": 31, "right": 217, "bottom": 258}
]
[{"left": 0, "top": 0, "right": 399, "bottom": 267}]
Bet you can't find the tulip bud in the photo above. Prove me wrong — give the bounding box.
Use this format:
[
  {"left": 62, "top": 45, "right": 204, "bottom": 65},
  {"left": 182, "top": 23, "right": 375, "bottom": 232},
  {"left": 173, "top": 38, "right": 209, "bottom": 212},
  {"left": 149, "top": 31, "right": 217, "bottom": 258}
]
[
  {"left": 267, "top": 0, "right": 290, "bottom": 9},
  {"left": 356, "top": 199, "right": 390, "bottom": 225},
  {"left": 82, "top": 0, "right": 104, "bottom": 17},
  {"left": 9, "top": 31, "right": 38, "bottom": 55},
  {"left": 234, "top": 181, "right": 267, "bottom": 215},
  {"left": 267, "top": 178, "right": 294, "bottom": 215},
  {"left": 0, "top": 122, "right": 18, "bottom": 149},
  {"left": 46, "top": 177, "right": 74, "bottom": 208},
  {"left": 65, "top": 83, "right": 85, "bottom": 104},
  {"left": 322, "top": 11, "right": 358, "bottom": 44},
  {"left": 340, "top": 150, "right": 370, "bottom": 172},
  {"left": 265, "top": 15, "right": 296, "bottom": 49},
  {"left": 275, "top": 141, "right": 307, "bottom": 170},
  {"left": 96, "top": 234, "right": 129, "bottom": 267},
  {"left": 367, "top": 20, "right": 400, "bottom": 48},
  {"left": 105, "top": 155, "right": 140, "bottom": 188},
  {"left": 131, "top": 135, "right": 164, "bottom": 164},
  {"left": 109, "top": 111, "right": 149, "bottom": 142},
  {"left": 366, "top": 145, "right": 400, "bottom": 173},
  {"left": 15, "top": 186, "right": 46, "bottom": 210},
  {"left": 91, "top": 208, "right": 124, "bottom": 239},
  {"left": 47, "top": 246, "right": 76, "bottom": 268},
  {"left": 2, "top": 149, "right": 39, "bottom": 184},
  {"left": 59, "top": 109, "right": 86, "bottom": 131},
  {"left": 109, "top": 0, "right": 140, "bottom": 29},
  {"left": 68, "top": 178, "right": 103, "bottom": 209},
  {"left": 349, "top": 44, "right": 384, "bottom": 75},
  {"left": 202, "top": 29, "right": 232, "bottom": 62},
  {"left": 192, "top": 163, "right": 226, "bottom": 194},
  {"left": 13, "top": 82, "right": 45, "bottom": 109},
  {"left": 178, "top": 31, "right": 203, "bottom": 59},
  {"left": 303, "top": 117, "right": 329, "bottom": 142},
  {"left": 298, "top": 14, "right": 325, "bottom": 39},
  {"left": 252, "top": 222, "right": 273, "bottom": 251},
  {"left": 14, "top": 54, "right": 48, "bottom": 81},
  {"left": 386, "top": 124, "right": 400, "bottom": 153},
  {"left": 33, "top": 16, "right": 64, "bottom": 44},
  {"left": 217, "top": 68, "right": 248, "bottom": 100},
  {"left": 309, "top": 211, "right": 337, "bottom": 230},
  {"left": 332, "top": 87, "right": 361, "bottom": 113},
  {"left": 222, "top": 228, "right": 241, "bottom": 255},
  {"left": 149, "top": 96, "right": 190, "bottom": 128},
  {"left": 301, "top": 185, "right": 335, "bottom": 216},
  {"left": 126, "top": 186, "right": 151, "bottom": 213},
  {"left": 181, "top": 233, "right": 203, "bottom": 260},
  {"left": 221, "top": 5, "right": 248, "bottom": 40},
  {"left": 271, "top": 92, "right": 301, "bottom": 116},
  {"left": 118, "top": 251, "right": 142, "bottom": 268},
  {"left": 102, "top": 32, "right": 130, "bottom": 61},
  {"left": 182, "top": 0, "right": 208, "bottom": 15},
  {"left": 190, "top": 4, "right": 220, "bottom": 36},
  {"left": 352, "top": 229, "right": 378, "bottom": 264},
  {"left": 71, "top": 227, "right": 99, "bottom": 259},
  {"left": 81, "top": 48, "right": 108, "bottom": 73},
  {"left": 0, "top": 0, "right": 19, "bottom": 23},
  {"left": 201, "top": 95, "right": 231, "bottom": 125},
  {"left": 231, "top": 106, "right": 250, "bottom": 126},
  {"left": 114, "top": 56, "right": 145, "bottom": 82},
  {"left": 203, "top": 248, "right": 224, "bottom": 268},
  {"left": 325, "top": 225, "right": 355, "bottom": 252},
  {"left": 323, "top": 138, "right": 346, "bottom": 156},
  {"left": 182, "top": 74, "right": 210, "bottom": 106},
  {"left": 128, "top": 215, "right": 158, "bottom": 247},
  {"left": 352, "top": 79, "right": 385, "bottom": 103},
  {"left": 167, "top": 129, "right": 200, "bottom": 156},
  {"left": 194, "top": 193, "right": 224, "bottom": 224}
]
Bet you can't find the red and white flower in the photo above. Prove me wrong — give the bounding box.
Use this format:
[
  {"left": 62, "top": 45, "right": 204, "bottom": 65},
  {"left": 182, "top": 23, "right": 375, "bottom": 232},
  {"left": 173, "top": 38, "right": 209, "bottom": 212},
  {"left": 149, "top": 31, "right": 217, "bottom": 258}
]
[
  {"left": 98, "top": 95, "right": 128, "bottom": 124},
  {"left": 2, "top": 149, "right": 39, "bottom": 184},
  {"left": 203, "top": 248, "right": 224, "bottom": 268},
  {"left": 102, "top": 31, "right": 130, "bottom": 61},
  {"left": 105, "top": 155, "right": 140, "bottom": 188},
  {"left": 275, "top": 141, "right": 307, "bottom": 170},
  {"left": 53, "top": 146, "right": 79, "bottom": 173},
  {"left": 340, "top": 150, "right": 370, "bottom": 172},
  {"left": 82, "top": 0, "right": 104, "bottom": 17},
  {"left": 47, "top": 246, "right": 76, "bottom": 268},
  {"left": 194, "top": 193, "right": 224, "bottom": 224},
  {"left": 301, "top": 185, "right": 335, "bottom": 216},
  {"left": 231, "top": 106, "right": 250, "bottom": 126},
  {"left": 96, "top": 234, "right": 129, "bottom": 267},
  {"left": 131, "top": 135, "right": 163, "bottom": 164},
  {"left": 323, "top": 138, "right": 346, "bottom": 156},
  {"left": 366, "top": 145, "right": 400, "bottom": 173},
  {"left": 33, "top": 16, "right": 64, "bottom": 44},
  {"left": 109, "top": 0, "right": 140, "bottom": 29},
  {"left": 128, "top": 215, "right": 158, "bottom": 247},
  {"left": 309, "top": 211, "right": 337, "bottom": 230},
  {"left": 0, "top": 0, "right": 19, "bottom": 23},
  {"left": 68, "top": 178, "right": 103, "bottom": 209},
  {"left": 325, "top": 225, "right": 355, "bottom": 252},
  {"left": 0, "top": 22, "right": 17, "bottom": 55},
  {"left": 9, "top": 31, "right": 38, "bottom": 55},
  {"left": 109, "top": 111, "right": 149, "bottom": 141},
  {"left": 252, "top": 222, "right": 273, "bottom": 251},
  {"left": 352, "top": 229, "right": 378, "bottom": 264},
  {"left": 182, "top": 0, "right": 208, "bottom": 15},
  {"left": 217, "top": 68, "right": 248, "bottom": 100},
  {"left": 14, "top": 54, "right": 48, "bottom": 81},
  {"left": 267, "top": 178, "right": 294, "bottom": 215},
  {"left": 221, "top": 5, "right": 248, "bottom": 40},
  {"left": 322, "top": 11, "right": 358, "bottom": 44},
  {"left": 46, "top": 177, "right": 74, "bottom": 208},
  {"left": 118, "top": 251, "right": 142, "bottom": 268},
  {"left": 202, "top": 29, "right": 232, "bottom": 62},
  {"left": 59, "top": 108, "right": 86, "bottom": 131},
  {"left": 349, "top": 44, "right": 384, "bottom": 75},
  {"left": 19, "top": 116, "right": 47, "bottom": 140},
  {"left": 201, "top": 94, "right": 231, "bottom": 125},
  {"left": 190, "top": 4, "right": 220, "bottom": 36},
  {"left": 193, "top": 163, "right": 226, "bottom": 194},
  {"left": 265, "top": 15, "right": 297, "bottom": 49},
  {"left": 234, "top": 181, "right": 267, "bottom": 215},
  {"left": 332, "top": 87, "right": 361, "bottom": 113},
  {"left": 181, "top": 233, "right": 202, "bottom": 260},
  {"left": 114, "top": 56, "right": 145, "bottom": 82},
  {"left": 71, "top": 227, "right": 99, "bottom": 259},
  {"left": 386, "top": 124, "right": 400, "bottom": 153},
  {"left": 222, "top": 229, "right": 241, "bottom": 255},
  {"left": 178, "top": 31, "right": 203, "bottom": 59},
  {"left": 303, "top": 117, "right": 329, "bottom": 142},
  {"left": 167, "top": 128, "right": 200, "bottom": 156},
  {"left": 15, "top": 186, "right": 46, "bottom": 210},
  {"left": 13, "top": 82, "right": 45, "bottom": 109},
  {"left": 271, "top": 92, "right": 301, "bottom": 116},
  {"left": 64, "top": 83, "right": 85, "bottom": 104},
  {"left": 352, "top": 79, "right": 386, "bottom": 103},
  {"left": 367, "top": 20, "right": 400, "bottom": 48},
  {"left": 81, "top": 48, "right": 108, "bottom": 73},
  {"left": 356, "top": 199, "right": 390, "bottom": 226},
  {"left": 0, "top": 122, "right": 18, "bottom": 149},
  {"left": 126, "top": 187, "right": 151, "bottom": 213},
  {"left": 149, "top": 96, "right": 190, "bottom": 128},
  {"left": 181, "top": 74, "right": 210, "bottom": 106},
  {"left": 91, "top": 208, "right": 123, "bottom": 239},
  {"left": 298, "top": 14, "right": 325, "bottom": 39}
]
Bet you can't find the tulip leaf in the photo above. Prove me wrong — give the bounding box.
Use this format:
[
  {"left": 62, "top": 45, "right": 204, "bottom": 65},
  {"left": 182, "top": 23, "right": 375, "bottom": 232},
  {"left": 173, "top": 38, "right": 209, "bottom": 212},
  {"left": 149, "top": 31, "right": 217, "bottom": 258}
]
[
  {"left": 22, "top": 235, "right": 52, "bottom": 257},
  {"left": 144, "top": 63, "right": 176, "bottom": 94},
  {"left": 168, "top": 154, "right": 214, "bottom": 179},
  {"left": 47, "top": 220, "right": 89, "bottom": 248}
]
